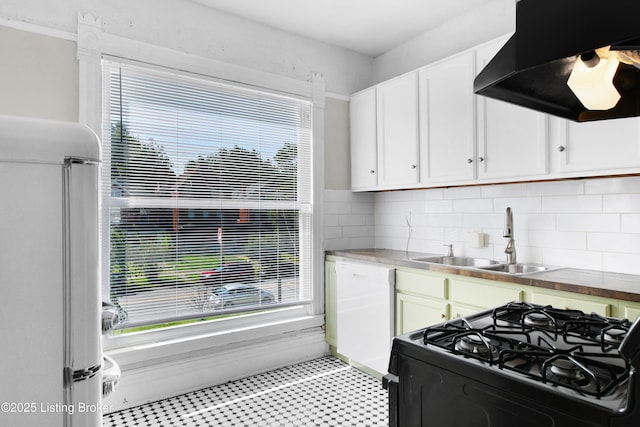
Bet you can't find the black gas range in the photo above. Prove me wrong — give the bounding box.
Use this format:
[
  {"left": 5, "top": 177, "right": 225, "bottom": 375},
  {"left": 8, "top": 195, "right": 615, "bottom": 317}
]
[{"left": 383, "top": 301, "right": 640, "bottom": 427}]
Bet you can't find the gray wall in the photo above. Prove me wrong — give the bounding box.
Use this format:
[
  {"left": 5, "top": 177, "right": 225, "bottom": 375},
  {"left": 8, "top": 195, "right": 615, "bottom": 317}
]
[
  {"left": 324, "top": 97, "right": 351, "bottom": 190},
  {"left": 0, "top": 26, "right": 78, "bottom": 121}
]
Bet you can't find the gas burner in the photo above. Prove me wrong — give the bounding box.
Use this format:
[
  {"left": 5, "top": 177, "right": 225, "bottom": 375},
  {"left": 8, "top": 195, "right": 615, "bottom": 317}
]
[
  {"left": 603, "top": 327, "right": 627, "bottom": 345},
  {"left": 549, "top": 358, "right": 586, "bottom": 382},
  {"left": 523, "top": 312, "right": 553, "bottom": 328},
  {"left": 454, "top": 334, "right": 493, "bottom": 357}
]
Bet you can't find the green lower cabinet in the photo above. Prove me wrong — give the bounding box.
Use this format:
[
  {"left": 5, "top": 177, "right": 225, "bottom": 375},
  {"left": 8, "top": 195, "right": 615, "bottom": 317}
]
[
  {"left": 450, "top": 303, "right": 486, "bottom": 319},
  {"left": 396, "top": 293, "right": 448, "bottom": 335},
  {"left": 618, "top": 301, "right": 640, "bottom": 321},
  {"left": 327, "top": 259, "right": 640, "bottom": 348},
  {"left": 528, "top": 290, "right": 611, "bottom": 316},
  {"left": 324, "top": 259, "right": 337, "bottom": 347}
]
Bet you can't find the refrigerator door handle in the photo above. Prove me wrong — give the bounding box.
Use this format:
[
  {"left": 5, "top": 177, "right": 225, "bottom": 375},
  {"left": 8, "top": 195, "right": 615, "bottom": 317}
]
[
  {"left": 73, "top": 364, "right": 103, "bottom": 382},
  {"left": 63, "top": 364, "right": 102, "bottom": 387}
]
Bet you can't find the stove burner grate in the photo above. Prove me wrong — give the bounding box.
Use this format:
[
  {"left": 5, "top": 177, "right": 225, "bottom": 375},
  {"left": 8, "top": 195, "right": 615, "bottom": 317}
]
[{"left": 422, "top": 302, "right": 633, "bottom": 399}]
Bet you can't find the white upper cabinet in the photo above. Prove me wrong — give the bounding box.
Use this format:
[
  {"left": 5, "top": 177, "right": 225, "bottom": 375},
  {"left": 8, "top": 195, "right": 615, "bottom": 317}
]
[
  {"left": 348, "top": 36, "right": 640, "bottom": 192},
  {"left": 349, "top": 87, "right": 378, "bottom": 190},
  {"left": 376, "top": 72, "right": 420, "bottom": 187},
  {"left": 418, "top": 51, "right": 476, "bottom": 184},
  {"left": 475, "top": 39, "right": 549, "bottom": 180},
  {"left": 552, "top": 117, "right": 640, "bottom": 175}
]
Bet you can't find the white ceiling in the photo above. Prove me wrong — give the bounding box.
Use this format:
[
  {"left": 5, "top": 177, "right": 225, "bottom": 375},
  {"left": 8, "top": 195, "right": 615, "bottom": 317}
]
[{"left": 190, "top": 0, "right": 495, "bottom": 57}]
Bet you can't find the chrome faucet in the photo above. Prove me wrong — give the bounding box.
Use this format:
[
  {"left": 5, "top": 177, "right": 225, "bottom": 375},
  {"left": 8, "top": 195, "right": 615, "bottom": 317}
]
[
  {"left": 503, "top": 207, "right": 516, "bottom": 264},
  {"left": 443, "top": 243, "right": 454, "bottom": 257}
]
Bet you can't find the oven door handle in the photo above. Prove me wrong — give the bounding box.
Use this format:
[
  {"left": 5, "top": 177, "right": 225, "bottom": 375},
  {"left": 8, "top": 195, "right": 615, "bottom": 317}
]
[
  {"left": 382, "top": 373, "right": 398, "bottom": 389},
  {"left": 382, "top": 374, "right": 399, "bottom": 427}
]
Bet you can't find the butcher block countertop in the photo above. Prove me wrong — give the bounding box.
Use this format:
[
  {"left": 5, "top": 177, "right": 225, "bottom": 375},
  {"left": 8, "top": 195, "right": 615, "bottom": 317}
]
[{"left": 326, "top": 248, "right": 640, "bottom": 303}]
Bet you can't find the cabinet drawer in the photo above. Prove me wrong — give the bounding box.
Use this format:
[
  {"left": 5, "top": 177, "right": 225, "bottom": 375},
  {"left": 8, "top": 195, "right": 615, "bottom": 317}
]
[
  {"left": 395, "top": 270, "right": 447, "bottom": 299},
  {"left": 531, "top": 292, "right": 611, "bottom": 316},
  {"left": 449, "top": 279, "right": 522, "bottom": 309}
]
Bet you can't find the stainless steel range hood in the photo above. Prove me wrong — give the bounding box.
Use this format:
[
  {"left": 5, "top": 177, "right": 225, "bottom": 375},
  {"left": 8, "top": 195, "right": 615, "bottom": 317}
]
[{"left": 474, "top": 0, "right": 640, "bottom": 122}]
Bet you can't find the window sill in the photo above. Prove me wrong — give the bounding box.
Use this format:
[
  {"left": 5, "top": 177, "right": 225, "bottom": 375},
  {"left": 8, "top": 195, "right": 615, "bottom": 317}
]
[{"left": 104, "top": 307, "right": 324, "bottom": 370}]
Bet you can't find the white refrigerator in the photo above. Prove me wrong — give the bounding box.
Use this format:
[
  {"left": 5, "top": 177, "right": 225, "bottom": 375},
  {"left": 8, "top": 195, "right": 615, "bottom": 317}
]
[{"left": 0, "top": 115, "right": 113, "bottom": 426}]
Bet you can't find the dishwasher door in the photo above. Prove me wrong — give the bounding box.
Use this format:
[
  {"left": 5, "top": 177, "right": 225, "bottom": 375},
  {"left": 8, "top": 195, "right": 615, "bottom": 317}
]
[{"left": 335, "top": 261, "right": 395, "bottom": 375}]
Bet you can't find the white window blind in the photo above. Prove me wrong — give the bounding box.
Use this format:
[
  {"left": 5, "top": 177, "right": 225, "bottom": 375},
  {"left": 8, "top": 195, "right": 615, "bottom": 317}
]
[{"left": 102, "top": 60, "right": 313, "bottom": 330}]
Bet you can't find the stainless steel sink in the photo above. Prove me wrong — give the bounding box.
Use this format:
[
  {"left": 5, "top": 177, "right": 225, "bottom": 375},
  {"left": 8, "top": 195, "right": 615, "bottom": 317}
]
[
  {"left": 411, "top": 256, "right": 502, "bottom": 268},
  {"left": 411, "top": 256, "right": 562, "bottom": 275},
  {"left": 476, "top": 263, "right": 557, "bottom": 275}
]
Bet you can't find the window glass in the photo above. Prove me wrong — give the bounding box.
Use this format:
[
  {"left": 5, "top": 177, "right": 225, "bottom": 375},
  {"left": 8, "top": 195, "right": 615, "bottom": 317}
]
[{"left": 103, "top": 61, "right": 313, "bottom": 331}]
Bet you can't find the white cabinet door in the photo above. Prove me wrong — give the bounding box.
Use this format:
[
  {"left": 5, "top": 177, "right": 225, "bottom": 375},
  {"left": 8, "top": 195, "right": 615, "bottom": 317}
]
[
  {"left": 553, "top": 117, "right": 640, "bottom": 174},
  {"left": 350, "top": 87, "right": 378, "bottom": 190},
  {"left": 376, "top": 72, "right": 420, "bottom": 187},
  {"left": 419, "top": 51, "right": 476, "bottom": 184},
  {"left": 475, "top": 40, "right": 549, "bottom": 180}
]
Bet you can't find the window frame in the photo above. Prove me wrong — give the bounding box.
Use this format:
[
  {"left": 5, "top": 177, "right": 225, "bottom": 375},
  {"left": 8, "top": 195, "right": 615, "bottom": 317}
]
[
  {"left": 77, "top": 14, "right": 325, "bottom": 351},
  {"left": 103, "top": 60, "right": 314, "bottom": 329}
]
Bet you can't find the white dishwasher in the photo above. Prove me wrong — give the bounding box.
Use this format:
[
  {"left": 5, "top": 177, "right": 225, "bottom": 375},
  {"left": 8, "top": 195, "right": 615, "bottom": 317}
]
[{"left": 335, "top": 261, "right": 395, "bottom": 375}]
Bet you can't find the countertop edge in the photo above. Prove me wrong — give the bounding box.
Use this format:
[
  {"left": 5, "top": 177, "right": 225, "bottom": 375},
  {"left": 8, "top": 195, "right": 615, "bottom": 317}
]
[{"left": 326, "top": 249, "right": 640, "bottom": 304}]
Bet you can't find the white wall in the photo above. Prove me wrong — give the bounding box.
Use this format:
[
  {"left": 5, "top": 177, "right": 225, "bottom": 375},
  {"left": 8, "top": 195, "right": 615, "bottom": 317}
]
[
  {"left": 372, "top": 0, "right": 515, "bottom": 84},
  {"left": 373, "top": 177, "right": 640, "bottom": 276},
  {"left": 0, "top": 0, "right": 373, "bottom": 96}
]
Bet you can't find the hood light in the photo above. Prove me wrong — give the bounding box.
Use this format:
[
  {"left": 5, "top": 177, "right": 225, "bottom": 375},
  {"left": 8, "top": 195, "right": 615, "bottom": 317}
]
[{"left": 567, "top": 47, "right": 621, "bottom": 110}]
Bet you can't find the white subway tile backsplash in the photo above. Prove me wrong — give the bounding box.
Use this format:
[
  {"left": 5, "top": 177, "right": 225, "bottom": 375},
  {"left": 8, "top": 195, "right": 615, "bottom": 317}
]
[
  {"left": 339, "top": 214, "right": 367, "bottom": 226},
  {"left": 412, "top": 226, "right": 446, "bottom": 241},
  {"left": 556, "top": 214, "right": 620, "bottom": 232},
  {"left": 323, "top": 190, "right": 374, "bottom": 250},
  {"left": 424, "top": 199, "right": 454, "bottom": 213},
  {"left": 603, "top": 252, "right": 640, "bottom": 275},
  {"left": 427, "top": 213, "right": 463, "bottom": 228},
  {"left": 325, "top": 176, "right": 640, "bottom": 275},
  {"left": 528, "top": 230, "right": 587, "bottom": 250},
  {"left": 324, "top": 226, "right": 343, "bottom": 240},
  {"left": 351, "top": 202, "right": 375, "bottom": 215},
  {"left": 518, "top": 213, "right": 556, "bottom": 231},
  {"left": 541, "top": 248, "right": 604, "bottom": 271},
  {"left": 421, "top": 188, "right": 445, "bottom": 200},
  {"left": 603, "top": 194, "right": 640, "bottom": 213},
  {"left": 526, "top": 179, "right": 585, "bottom": 196},
  {"left": 462, "top": 213, "right": 500, "bottom": 229},
  {"left": 541, "top": 195, "right": 603, "bottom": 213},
  {"left": 586, "top": 176, "right": 640, "bottom": 195},
  {"left": 481, "top": 183, "right": 528, "bottom": 198},
  {"left": 391, "top": 200, "right": 423, "bottom": 214},
  {"left": 492, "top": 197, "right": 542, "bottom": 214},
  {"left": 324, "top": 201, "right": 353, "bottom": 215},
  {"left": 621, "top": 214, "right": 640, "bottom": 233},
  {"left": 342, "top": 225, "right": 374, "bottom": 238},
  {"left": 452, "top": 198, "right": 493, "bottom": 213},
  {"left": 324, "top": 215, "right": 342, "bottom": 227},
  {"left": 347, "top": 236, "right": 375, "bottom": 249},
  {"left": 444, "top": 186, "right": 482, "bottom": 200},
  {"left": 588, "top": 232, "right": 640, "bottom": 254}
]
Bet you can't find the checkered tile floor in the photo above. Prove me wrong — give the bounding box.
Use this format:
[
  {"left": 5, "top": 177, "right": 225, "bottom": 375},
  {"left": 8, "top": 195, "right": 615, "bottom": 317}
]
[{"left": 103, "top": 356, "right": 389, "bottom": 426}]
